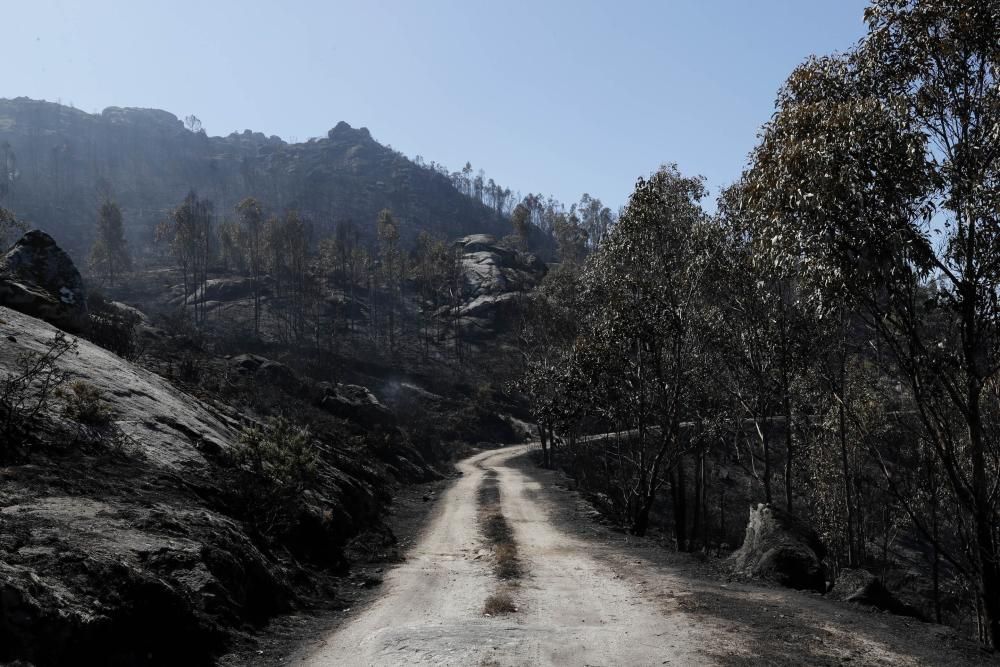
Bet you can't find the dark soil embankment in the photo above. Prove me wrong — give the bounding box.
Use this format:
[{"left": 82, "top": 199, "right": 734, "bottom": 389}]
[{"left": 0, "top": 306, "right": 457, "bottom": 666}]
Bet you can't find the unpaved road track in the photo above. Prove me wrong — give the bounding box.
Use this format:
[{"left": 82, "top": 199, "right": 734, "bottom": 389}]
[
  {"left": 298, "top": 445, "right": 710, "bottom": 666},
  {"left": 295, "top": 445, "right": 989, "bottom": 666}
]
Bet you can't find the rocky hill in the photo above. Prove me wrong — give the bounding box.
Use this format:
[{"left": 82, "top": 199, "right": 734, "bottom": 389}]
[{"left": 0, "top": 98, "right": 509, "bottom": 260}]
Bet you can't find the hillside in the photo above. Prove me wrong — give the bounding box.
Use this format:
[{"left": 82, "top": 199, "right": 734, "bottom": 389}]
[
  {"left": 0, "top": 97, "right": 509, "bottom": 260},
  {"left": 0, "top": 227, "right": 532, "bottom": 665}
]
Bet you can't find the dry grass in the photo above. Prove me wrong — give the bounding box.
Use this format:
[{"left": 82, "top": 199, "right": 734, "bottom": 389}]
[
  {"left": 483, "top": 591, "right": 517, "bottom": 615},
  {"left": 478, "top": 482, "right": 500, "bottom": 506},
  {"left": 478, "top": 470, "right": 523, "bottom": 584},
  {"left": 495, "top": 542, "right": 521, "bottom": 580},
  {"left": 477, "top": 471, "right": 524, "bottom": 618},
  {"left": 482, "top": 511, "right": 513, "bottom": 543}
]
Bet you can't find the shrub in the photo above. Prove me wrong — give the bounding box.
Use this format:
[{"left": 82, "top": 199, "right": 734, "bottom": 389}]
[
  {"left": 483, "top": 592, "right": 517, "bottom": 615},
  {"left": 104, "top": 425, "right": 140, "bottom": 457},
  {"left": 58, "top": 380, "right": 113, "bottom": 426},
  {"left": 494, "top": 543, "right": 521, "bottom": 580},
  {"left": 226, "top": 416, "right": 319, "bottom": 539},
  {"left": 0, "top": 332, "right": 76, "bottom": 447},
  {"left": 482, "top": 512, "right": 513, "bottom": 544},
  {"left": 84, "top": 291, "right": 142, "bottom": 360}
]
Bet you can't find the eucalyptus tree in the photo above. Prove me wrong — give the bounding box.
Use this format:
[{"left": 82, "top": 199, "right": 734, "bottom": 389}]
[
  {"left": 709, "top": 188, "right": 808, "bottom": 511},
  {"left": 518, "top": 262, "right": 585, "bottom": 468},
  {"left": 265, "top": 210, "right": 312, "bottom": 343},
  {"left": 553, "top": 214, "right": 588, "bottom": 266},
  {"left": 577, "top": 193, "right": 615, "bottom": 249},
  {"left": 579, "top": 165, "right": 715, "bottom": 536},
  {"left": 743, "top": 0, "right": 1000, "bottom": 646},
  {"left": 510, "top": 203, "right": 531, "bottom": 248}
]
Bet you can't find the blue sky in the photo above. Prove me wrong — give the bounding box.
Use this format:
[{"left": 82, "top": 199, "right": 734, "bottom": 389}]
[{"left": 6, "top": 0, "right": 870, "bottom": 210}]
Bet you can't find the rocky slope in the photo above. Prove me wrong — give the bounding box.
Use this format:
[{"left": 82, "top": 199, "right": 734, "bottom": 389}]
[
  {"left": 0, "top": 305, "right": 270, "bottom": 664},
  {"left": 0, "top": 303, "right": 434, "bottom": 665},
  {"left": 143, "top": 233, "right": 545, "bottom": 353},
  {"left": 0, "top": 260, "right": 442, "bottom": 665}
]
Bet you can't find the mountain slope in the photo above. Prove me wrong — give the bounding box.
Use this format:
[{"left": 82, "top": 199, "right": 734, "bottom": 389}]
[
  {"left": 0, "top": 302, "right": 446, "bottom": 665},
  {"left": 0, "top": 98, "right": 508, "bottom": 259}
]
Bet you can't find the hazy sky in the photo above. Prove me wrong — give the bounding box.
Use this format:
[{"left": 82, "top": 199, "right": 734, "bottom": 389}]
[{"left": 6, "top": 0, "right": 870, "bottom": 210}]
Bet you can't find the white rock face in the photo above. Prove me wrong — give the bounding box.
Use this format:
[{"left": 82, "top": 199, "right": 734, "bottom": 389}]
[
  {"left": 0, "top": 305, "right": 236, "bottom": 470},
  {"left": 461, "top": 250, "right": 511, "bottom": 296}
]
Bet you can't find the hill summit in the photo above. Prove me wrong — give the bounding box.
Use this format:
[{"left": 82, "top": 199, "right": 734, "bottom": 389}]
[{"left": 0, "top": 97, "right": 509, "bottom": 258}]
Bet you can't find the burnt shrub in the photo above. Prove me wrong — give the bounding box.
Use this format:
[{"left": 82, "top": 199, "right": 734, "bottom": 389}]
[{"left": 85, "top": 291, "right": 142, "bottom": 360}]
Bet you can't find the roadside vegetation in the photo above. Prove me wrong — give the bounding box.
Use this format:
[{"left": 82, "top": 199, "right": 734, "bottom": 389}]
[
  {"left": 516, "top": 0, "right": 1000, "bottom": 649},
  {"left": 0, "top": 330, "right": 76, "bottom": 451}
]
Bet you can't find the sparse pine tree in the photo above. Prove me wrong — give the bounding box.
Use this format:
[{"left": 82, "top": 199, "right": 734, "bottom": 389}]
[{"left": 89, "top": 198, "right": 132, "bottom": 286}]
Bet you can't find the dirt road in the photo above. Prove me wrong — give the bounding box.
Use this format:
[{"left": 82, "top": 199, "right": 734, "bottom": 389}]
[
  {"left": 298, "top": 445, "right": 709, "bottom": 666},
  {"left": 295, "top": 445, "right": 990, "bottom": 666}
]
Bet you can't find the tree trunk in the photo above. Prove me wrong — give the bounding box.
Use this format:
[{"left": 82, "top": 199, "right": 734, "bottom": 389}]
[
  {"left": 537, "top": 423, "right": 549, "bottom": 469},
  {"left": 701, "top": 453, "right": 709, "bottom": 549},
  {"left": 692, "top": 452, "right": 703, "bottom": 551},
  {"left": 783, "top": 391, "right": 794, "bottom": 513},
  {"left": 672, "top": 459, "right": 688, "bottom": 550},
  {"left": 760, "top": 421, "right": 773, "bottom": 505},
  {"left": 932, "top": 490, "right": 942, "bottom": 624},
  {"left": 719, "top": 479, "right": 727, "bottom": 548},
  {"left": 546, "top": 425, "right": 556, "bottom": 468},
  {"left": 968, "top": 383, "right": 1000, "bottom": 648},
  {"left": 632, "top": 496, "right": 653, "bottom": 537},
  {"left": 837, "top": 337, "right": 857, "bottom": 568}
]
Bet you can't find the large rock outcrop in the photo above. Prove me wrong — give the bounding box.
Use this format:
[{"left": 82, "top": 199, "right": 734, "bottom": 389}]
[
  {"left": 730, "top": 503, "right": 827, "bottom": 593},
  {"left": 317, "top": 382, "right": 396, "bottom": 429},
  {"left": 0, "top": 230, "right": 88, "bottom": 332},
  {"left": 456, "top": 234, "right": 546, "bottom": 297},
  {"left": 449, "top": 235, "right": 546, "bottom": 339},
  {"left": 228, "top": 353, "right": 302, "bottom": 393}
]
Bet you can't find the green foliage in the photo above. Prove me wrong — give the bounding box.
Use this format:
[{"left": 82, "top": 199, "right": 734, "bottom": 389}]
[
  {"left": 522, "top": 165, "right": 717, "bottom": 535},
  {"left": 236, "top": 416, "right": 317, "bottom": 491},
  {"left": 227, "top": 416, "right": 319, "bottom": 539},
  {"left": 738, "top": 0, "right": 1000, "bottom": 645}
]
